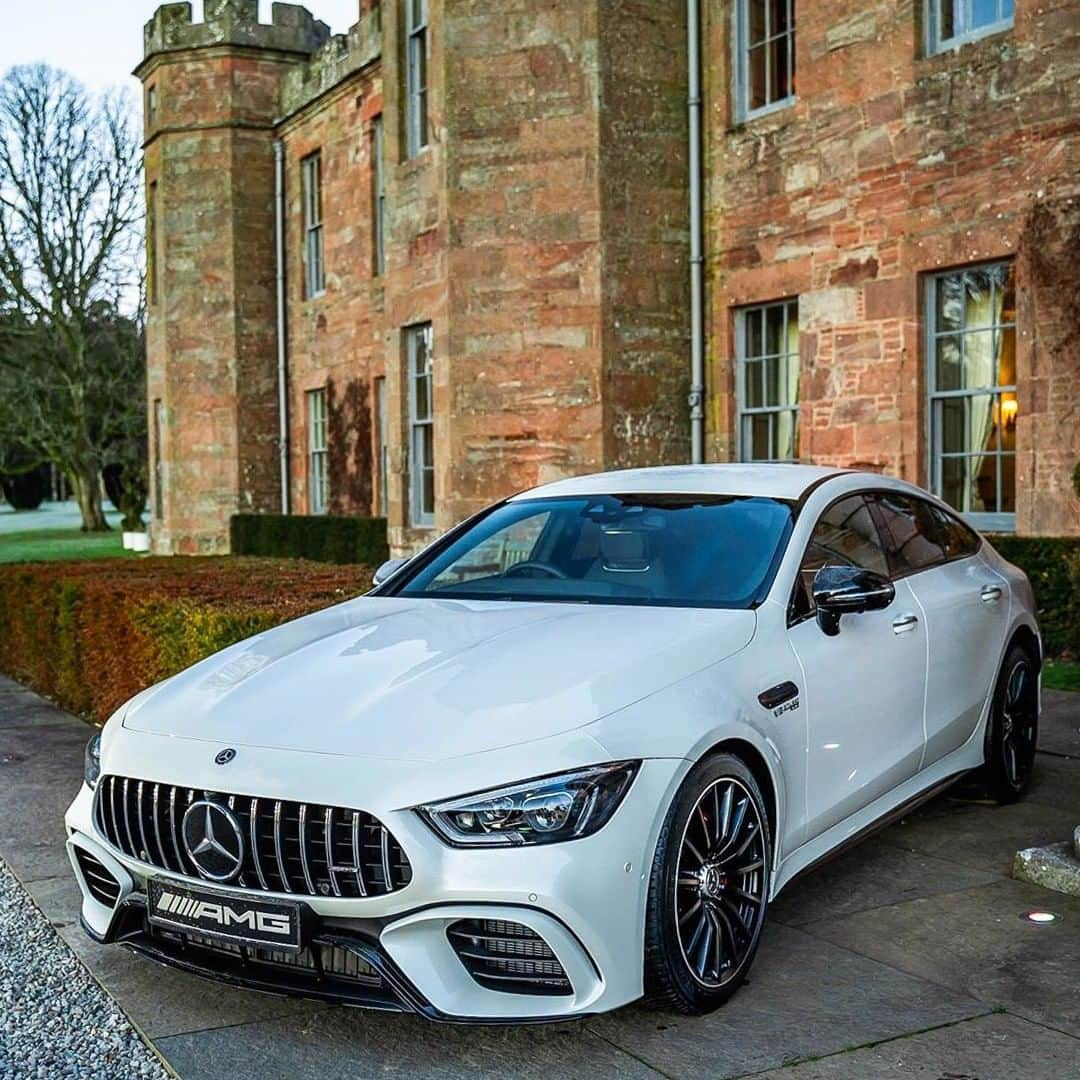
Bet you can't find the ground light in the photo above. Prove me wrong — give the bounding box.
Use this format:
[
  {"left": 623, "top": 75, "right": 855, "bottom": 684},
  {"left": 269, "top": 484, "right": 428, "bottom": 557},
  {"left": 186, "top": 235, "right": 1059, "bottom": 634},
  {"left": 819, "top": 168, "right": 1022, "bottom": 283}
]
[{"left": 1020, "top": 910, "right": 1058, "bottom": 924}]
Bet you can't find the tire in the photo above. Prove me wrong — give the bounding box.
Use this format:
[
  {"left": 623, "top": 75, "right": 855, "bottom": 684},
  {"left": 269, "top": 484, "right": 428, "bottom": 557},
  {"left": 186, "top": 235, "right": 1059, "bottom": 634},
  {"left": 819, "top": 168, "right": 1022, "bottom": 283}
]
[
  {"left": 980, "top": 643, "right": 1039, "bottom": 804},
  {"left": 644, "top": 752, "right": 772, "bottom": 1014}
]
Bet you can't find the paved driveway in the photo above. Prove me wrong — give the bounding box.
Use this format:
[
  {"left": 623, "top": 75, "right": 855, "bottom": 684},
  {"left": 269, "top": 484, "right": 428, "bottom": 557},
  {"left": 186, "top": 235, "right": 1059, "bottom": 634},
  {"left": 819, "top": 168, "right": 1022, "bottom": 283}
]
[{"left": 1, "top": 674, "right": 1077, "bottom": 1079}]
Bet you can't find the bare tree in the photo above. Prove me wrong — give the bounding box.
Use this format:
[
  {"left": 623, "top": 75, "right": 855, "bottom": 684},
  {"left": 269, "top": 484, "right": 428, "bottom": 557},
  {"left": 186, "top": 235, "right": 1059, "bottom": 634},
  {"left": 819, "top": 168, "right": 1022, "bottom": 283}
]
[{"left": 0, "top": 64, "right": 142, "bottom": 530}]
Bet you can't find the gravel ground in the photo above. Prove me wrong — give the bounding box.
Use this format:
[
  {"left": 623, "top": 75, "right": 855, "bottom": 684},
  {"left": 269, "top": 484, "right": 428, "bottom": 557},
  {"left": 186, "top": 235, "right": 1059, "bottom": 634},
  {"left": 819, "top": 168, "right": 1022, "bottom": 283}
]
[{"left": 0, "top": 859, "right": 168, "bottom": 1080}]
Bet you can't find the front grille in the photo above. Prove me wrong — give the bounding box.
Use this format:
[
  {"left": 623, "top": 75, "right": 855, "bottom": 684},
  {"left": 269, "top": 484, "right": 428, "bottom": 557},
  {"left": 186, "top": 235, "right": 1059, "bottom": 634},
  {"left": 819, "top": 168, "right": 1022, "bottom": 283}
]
[
  {"left": 74, "top": 847, "right": 122, "bottom": 907},
  {"left": 94, "top": 775, "right": 412, "bottom": 899},
  {"left": 151, "top": 927, "right": 382, "bottom": 987},
  {"left": 447, "top": 919, "right": 572, "bottom": 996}
]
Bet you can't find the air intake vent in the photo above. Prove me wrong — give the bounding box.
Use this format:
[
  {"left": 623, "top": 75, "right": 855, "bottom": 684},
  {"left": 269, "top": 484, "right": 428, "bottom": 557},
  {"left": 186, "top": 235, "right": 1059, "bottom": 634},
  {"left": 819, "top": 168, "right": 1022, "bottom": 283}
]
[
  {"left": 74, "top": 847, "right": 121, "bottom": 908},
  {"left": 94, "top": 775, "right": 412, "bottom": 899},
  {"left": 447, "top": 919, "right": 572, "bottom": 996}
]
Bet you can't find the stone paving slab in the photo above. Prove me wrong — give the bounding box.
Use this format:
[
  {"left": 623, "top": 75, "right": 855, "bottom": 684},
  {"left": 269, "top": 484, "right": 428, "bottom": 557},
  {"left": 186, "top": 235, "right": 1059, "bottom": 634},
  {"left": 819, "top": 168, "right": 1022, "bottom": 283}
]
[
  {"left": 802, "top": 877, "right": 1080, "bottom": 1039},
  {"left": 586, "top": 922, "right": 989, "bottom": 1079},
  {"left": 747, "top": 1012, "right": 1080, "bottom": 1080},
  {"left": 155, "top": 1008, "right": 664, "bottom": 1080}
]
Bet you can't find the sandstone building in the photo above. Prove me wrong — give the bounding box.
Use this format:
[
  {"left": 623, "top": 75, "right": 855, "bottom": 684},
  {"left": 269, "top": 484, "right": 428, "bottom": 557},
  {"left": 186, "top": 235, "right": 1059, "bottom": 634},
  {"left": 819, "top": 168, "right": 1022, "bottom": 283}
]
[{"left": 137, "top": 0, "right": 1079, "bottom": 555}]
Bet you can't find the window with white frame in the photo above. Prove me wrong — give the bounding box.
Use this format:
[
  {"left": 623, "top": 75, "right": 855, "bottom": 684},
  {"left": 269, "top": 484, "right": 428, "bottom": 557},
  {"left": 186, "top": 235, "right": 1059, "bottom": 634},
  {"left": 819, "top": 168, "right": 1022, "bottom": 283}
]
[
  {"left": 926, "top": 0, "right": 1014, "bottom": 54},
  {"left": 736, "top": 300, "right": 800, "bottom": 462},
  {"left": 307, "top": 388, "right": 329, "bottom": 515},
  {"left": 372, "top": 115, "right": 386, "bottom": 275},
  {"left": 735, "top": 0, "right": 796, "bottom": 121},
  {"left": 301, "top": 152, "right": 325, "bottom": 298},
  {"left": 927, "top": 261, "right": 1017, "bottom": 531},
  {"left": 405, "top": 0, "right": 429, "bottom": 158},
  {"left": 152, "top": 398, "right": 165, "bottom": 520},
  {"left": 407, "top": 323, "right": 435, "bottom": 526}
]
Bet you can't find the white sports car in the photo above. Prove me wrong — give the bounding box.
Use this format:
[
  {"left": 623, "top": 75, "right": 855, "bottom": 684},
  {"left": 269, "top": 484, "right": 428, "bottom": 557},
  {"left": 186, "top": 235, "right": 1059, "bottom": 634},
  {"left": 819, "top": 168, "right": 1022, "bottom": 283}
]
[{"left": 67, "top": 465, "right": 1041, "bottom": 1021}]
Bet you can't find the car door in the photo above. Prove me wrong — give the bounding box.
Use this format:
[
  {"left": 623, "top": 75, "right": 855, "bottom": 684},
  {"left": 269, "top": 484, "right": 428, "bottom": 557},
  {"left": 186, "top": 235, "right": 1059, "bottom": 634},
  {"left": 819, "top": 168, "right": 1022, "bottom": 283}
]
[
  {"left": 871, "top": 492, "right": 1010, "bottom": 766},
  {"left": 787, "top": 493, "right": 928, "bottom": 841}
]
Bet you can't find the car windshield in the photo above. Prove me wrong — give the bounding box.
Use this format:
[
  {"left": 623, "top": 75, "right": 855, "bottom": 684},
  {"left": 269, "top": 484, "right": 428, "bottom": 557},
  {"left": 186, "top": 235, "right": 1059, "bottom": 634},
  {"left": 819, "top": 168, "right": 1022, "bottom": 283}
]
[{"left": 394, "top": 494, "right": 794, "bottom": 608}]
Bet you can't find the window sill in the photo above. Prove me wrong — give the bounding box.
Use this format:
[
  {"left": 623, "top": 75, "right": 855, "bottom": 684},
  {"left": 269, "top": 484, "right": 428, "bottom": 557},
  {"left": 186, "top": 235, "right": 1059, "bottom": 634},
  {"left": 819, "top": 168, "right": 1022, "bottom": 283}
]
[
  {"left": 733, "top": 96, "right": 796, "bottom": 130},
  {"left": 962, "top": 511, "right": 1015, "bottom": 534}
]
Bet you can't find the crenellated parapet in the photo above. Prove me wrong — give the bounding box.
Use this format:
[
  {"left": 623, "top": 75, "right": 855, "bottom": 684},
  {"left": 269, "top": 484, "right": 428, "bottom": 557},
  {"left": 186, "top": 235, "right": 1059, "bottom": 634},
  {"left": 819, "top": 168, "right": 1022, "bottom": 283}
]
[
  {"left": 142, "top": 1, "right": 332, "bottom": 63},
  {"left": 280, "top": 8, "right": 382, "bottom": 119}
]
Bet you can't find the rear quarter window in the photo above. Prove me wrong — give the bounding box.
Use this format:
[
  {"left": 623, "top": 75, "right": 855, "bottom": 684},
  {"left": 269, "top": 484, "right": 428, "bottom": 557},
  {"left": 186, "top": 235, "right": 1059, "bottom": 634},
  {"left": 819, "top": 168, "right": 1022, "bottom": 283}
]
[{"left": 872, "top": 493, "right": 977, "bottom": 576}]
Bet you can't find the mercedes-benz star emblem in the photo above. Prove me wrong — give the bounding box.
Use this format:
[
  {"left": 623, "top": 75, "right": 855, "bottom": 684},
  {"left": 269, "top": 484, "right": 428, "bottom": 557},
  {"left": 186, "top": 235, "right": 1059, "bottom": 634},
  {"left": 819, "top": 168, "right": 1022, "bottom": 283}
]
[
  {"left": 181, "top": 800, "right": 245, "bottom": 882},
  {"left": 215, "top": 748, "right": 236, "bottom": 765}
]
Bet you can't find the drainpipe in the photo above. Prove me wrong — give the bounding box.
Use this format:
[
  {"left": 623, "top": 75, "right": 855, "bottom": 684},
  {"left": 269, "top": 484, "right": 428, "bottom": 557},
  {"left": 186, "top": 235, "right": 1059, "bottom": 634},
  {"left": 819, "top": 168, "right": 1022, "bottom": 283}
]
[
  {"left": 274, "top": 139, "right": 290, "bottom": 514},
  {"left": 687, "top": 0, "right": 705, "bottom": 464}
]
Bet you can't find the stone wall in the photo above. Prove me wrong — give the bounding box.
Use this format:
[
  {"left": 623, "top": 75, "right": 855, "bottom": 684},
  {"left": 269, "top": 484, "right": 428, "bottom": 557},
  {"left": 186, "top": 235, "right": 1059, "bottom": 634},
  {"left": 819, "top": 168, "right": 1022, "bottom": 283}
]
[{"left": 704, "top": 0, "right": 1080, "bottom": 534}]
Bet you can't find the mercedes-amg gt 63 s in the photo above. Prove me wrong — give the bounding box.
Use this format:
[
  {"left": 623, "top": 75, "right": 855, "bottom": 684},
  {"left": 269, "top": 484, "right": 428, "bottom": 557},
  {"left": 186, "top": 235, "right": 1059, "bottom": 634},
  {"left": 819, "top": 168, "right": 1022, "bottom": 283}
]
[{"left": 67, "top": 465, "right": 1041, "bottom": 1021}]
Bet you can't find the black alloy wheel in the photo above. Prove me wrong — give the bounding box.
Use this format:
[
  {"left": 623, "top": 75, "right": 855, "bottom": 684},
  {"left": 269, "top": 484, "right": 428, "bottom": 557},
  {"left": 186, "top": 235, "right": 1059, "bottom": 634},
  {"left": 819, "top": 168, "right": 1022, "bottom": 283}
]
[
  {"left": 982, "top": 644, "right": 1039, "bottom": 803},
  {"left": 644, "top": 753, "right": 771, "bottom": 1013}
]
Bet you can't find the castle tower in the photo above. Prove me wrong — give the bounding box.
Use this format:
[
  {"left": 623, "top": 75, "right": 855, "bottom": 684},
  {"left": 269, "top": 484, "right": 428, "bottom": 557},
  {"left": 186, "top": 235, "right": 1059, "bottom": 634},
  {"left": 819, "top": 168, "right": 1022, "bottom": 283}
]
[{"left": 137, "top": 1, "right": 330, "bottom": 553}]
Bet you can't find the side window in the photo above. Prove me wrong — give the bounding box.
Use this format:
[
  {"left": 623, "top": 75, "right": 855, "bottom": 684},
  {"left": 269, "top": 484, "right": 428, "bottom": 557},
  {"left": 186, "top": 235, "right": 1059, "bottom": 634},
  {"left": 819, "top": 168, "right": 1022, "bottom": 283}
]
[
  {"left": 791, "top": 495, "right": 889, "bottom": 620},
  {"left": 872, "top": 493, "right": 948, "bottom": 575},
  {"left": 927, "top": 504, "right": 981, "bottom": 560}
]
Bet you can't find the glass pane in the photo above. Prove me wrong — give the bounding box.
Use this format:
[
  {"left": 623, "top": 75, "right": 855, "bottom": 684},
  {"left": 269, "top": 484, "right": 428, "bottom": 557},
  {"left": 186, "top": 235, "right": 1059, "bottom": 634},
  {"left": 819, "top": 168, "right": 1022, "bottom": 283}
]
[
  {"left": 940, "top": 0, "right": 958, "bottom": 39},
  {"left": 941, "top": 456, "right": 972, "bottom": 513},
  {"left": 746, "top": 414, "right": 770, "bottom": 461},
  {"left": 747, "top": 0, "right": 768, "bottom": 45},
  {"left": 1000, "top": 454, "right": 1015, "bottom": 512},
  {"left": 961, "top": 268, "right": 997, "bottom": 329},
  {"left": 804, "top": 496, "right": 889, "bottom": 579},
  {"left": 413, "top": 373, "right": 430, "bottom": 421},
  {"left": 743, "top": 359, "right": 763, "bottom": 408},
  {"left": 764, "top": 304, "right": 787, "bottom": 356},
  {"left": 935, "top": 274, "right": 965, "bottom": 334},
  {"left": 997, "top": 323, "right": 1016, "bottom": 386},
  {"left": 963, "top": 328, "right": 996, "bottom": 389},
  {"left": 746, "top": 308, "right": 764, "bottom": 358},
  {"left": 971, "top": 0, "right": 998, "bottom": 28},
  {"left": 1002, "top": 0, "right": 1014, "bottom": 17},
  {"left": 770, "top": 32, "right": 791, "bottom": 102},
  {"left": 421, "top": 422, "right": 434, "bottom": 470},
  {"left": 422, "top": 467, "right": 435, "bottom": 516},
  {"left": 783, "top": 348, "right": 799, "bottom": 406},
  {"left": 748, "top": 43, "right": 766, "bottom": 111},
  {"left": 999, "top": 391, "right": 1018, "bottom": 452},
  {"left": 940, "top": 393, "right": 996, "bottom": 455},
  {"left": 775, "top": 410, "right": 798, "bottom": 461},
  {"left": 934, "top": 334, "right": 963, "bottom": 391},
  {"left": 941, "top": 455, "right": 999, "bottom": 514},
  {"left": 874, "top": 494, "right": 948, "bottom": 572},
  {"left": 771, "top": 0, "right": 790, "bottom": 34}
]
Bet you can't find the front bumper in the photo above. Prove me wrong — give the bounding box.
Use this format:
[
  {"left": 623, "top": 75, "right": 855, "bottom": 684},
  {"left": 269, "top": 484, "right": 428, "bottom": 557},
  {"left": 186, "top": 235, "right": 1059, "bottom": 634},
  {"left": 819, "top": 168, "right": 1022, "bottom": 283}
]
[{"left": 65, "top": 756, "right": 685, "bottom": 1021}]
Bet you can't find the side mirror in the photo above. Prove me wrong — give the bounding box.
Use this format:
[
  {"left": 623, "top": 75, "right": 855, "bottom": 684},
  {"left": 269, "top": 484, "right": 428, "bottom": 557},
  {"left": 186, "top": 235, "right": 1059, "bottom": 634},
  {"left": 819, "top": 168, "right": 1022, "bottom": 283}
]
[
  {"left": 372, "top": 557, "right": 409, "bottom": 588},
  {"left": 812, "top": 565, "right": 894, "bottom": 637}
]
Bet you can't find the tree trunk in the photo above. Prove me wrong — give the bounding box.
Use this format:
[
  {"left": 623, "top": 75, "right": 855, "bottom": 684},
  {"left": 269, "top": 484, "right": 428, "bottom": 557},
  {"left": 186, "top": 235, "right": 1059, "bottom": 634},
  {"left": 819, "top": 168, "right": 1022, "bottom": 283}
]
[{"left": 70, "top": 465, "right": 109, "bottom": 532}]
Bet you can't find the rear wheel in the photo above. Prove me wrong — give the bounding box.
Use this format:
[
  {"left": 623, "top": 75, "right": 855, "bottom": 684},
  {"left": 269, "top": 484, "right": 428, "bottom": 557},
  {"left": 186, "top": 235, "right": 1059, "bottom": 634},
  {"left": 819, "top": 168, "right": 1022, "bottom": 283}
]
[
  {"left": 644, "top": 753, "right": 771, "bottom": 1014},
  {"left": 981, "top": 644, "right": 1039, "bottom": 804}
]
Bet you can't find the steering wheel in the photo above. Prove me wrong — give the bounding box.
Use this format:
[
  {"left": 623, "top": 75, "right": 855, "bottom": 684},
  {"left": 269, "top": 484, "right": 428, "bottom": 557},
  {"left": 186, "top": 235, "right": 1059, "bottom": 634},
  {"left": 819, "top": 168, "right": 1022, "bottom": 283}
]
[{"left": 503, "top": 561, "right": 569, "bottom": 580}]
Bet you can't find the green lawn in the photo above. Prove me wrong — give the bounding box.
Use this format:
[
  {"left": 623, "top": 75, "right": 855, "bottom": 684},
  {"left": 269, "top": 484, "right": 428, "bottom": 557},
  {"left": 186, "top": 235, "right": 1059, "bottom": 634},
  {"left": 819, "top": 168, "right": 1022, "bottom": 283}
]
[
  {"left": 1044, "top": 660, "right": 1080, "bottom": 693},
  {"left": 0, "top": 527, "right": 131, "bottom": 564}
]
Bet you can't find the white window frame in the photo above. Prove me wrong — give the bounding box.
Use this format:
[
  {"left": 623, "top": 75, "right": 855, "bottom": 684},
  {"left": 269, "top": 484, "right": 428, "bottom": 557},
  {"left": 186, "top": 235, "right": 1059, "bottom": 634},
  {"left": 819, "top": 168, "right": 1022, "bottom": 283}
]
[
  {"left": 925, "top": 0, "right": 1014, "bottom": 55},
  {"left": 926, "top": 261, "right": 1017, "bottom": 533},
  {"left": 735, "top": 300, "right": 800, "bottom": 463},
  {"left": 405, "top": 0, "right": 429, "bottom": 158},
  {"left": 301, "top": 152, "right": 325, "bottom": 298},
  {"left": 734, "top": 0, "right": 796, "bottom": 123},
  {"left": 372, "top": 115, "right": 386, "bottom": 275},
  {"left": 407, "top": 323, "right": 435, "bottom": 527},
  {"left": 307, "top": 388, "right": 329, "bottom": 516}
]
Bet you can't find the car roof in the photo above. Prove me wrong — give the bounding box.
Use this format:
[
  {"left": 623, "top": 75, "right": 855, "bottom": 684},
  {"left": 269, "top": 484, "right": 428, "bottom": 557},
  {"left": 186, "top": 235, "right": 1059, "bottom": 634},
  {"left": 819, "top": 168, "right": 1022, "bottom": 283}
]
[{"left": 510, "top": 463, "right": 851, "bottom": 502}]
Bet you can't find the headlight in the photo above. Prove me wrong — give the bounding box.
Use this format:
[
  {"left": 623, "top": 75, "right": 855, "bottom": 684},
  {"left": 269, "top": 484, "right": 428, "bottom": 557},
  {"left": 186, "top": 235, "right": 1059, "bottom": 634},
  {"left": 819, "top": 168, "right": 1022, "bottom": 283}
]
[
  {"left": 84, "top": 733, "right": 102, "bottom": 789},
  {"left": 417, "top": 761, "right": 640, "bottom": 847}
]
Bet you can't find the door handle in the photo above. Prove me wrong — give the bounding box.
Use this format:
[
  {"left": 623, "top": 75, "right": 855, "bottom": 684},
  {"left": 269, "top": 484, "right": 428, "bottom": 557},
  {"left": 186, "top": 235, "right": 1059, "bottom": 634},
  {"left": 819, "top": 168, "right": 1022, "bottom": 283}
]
[
  {"left": 981, "top": 585, "right": 1003, "bottom": 603},
  {"left": 892, "top": 614, "right": 919, "bottom": 634}
]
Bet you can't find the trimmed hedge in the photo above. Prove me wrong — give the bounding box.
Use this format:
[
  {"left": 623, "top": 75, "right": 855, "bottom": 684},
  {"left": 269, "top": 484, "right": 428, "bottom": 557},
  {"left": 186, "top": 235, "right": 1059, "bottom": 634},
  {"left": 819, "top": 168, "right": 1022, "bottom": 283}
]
[
  {"left": 0, "top": 558, "right": 372, "bottom": 725},
  {"left": 231, "top": 514, "right": 389, "bottom": 566},
  {"left": 989, "top": 536, "right": 1080, "bottom": 660}
]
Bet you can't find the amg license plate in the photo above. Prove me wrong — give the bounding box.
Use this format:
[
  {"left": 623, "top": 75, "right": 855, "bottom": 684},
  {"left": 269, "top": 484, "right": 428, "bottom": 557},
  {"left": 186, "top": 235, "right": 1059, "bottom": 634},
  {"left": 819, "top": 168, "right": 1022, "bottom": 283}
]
[{"left": 147, "top": 879, "right": 305, "bottom": 951}]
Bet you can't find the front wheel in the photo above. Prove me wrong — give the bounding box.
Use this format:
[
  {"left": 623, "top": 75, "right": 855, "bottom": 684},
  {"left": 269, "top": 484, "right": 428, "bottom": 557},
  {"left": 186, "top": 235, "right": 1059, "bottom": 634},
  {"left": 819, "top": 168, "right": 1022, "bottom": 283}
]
[
  {"left": 980, "top": 644, "right": 1039, "bottom": 804},
  {"left": 644, "top": 753, "right": 772, "bottom": 1014}
]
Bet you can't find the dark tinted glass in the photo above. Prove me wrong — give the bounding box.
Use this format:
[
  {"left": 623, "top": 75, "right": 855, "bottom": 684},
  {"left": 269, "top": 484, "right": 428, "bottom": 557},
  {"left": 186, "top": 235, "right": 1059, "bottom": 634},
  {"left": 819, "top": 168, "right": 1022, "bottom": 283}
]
[
  {"left": 396, "top": 494, "right": 793, "bottom": 609},
  {"left": 873, "top": 493, "right": 949, "bottom": 574},
  {"left": 927, "top": 503, "right": 981, "bottom": 559},
  {"left": 791, "top": 495, "right": 889, "bottom": 618}
]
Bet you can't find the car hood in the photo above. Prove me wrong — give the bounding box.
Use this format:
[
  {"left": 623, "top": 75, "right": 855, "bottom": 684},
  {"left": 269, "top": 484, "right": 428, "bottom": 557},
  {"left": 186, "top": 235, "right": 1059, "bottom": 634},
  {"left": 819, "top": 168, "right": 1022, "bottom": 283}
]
[{"left": 123, "top": 597, "right": 755, "bottom": 762}]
